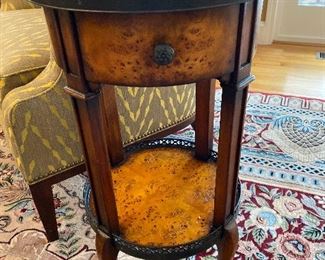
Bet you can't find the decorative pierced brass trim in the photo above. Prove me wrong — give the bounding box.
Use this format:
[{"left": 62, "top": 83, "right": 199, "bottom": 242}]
[{"left": 84, "top": 138, "right": 242, "bottom": 259}]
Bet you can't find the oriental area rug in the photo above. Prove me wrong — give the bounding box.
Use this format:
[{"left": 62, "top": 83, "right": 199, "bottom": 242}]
[{"left": 0, "top": 92, "right": 324, "bottom": 260}]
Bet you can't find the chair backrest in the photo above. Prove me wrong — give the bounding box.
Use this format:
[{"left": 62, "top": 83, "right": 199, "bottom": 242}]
[{"left": 0, "top": 0, "right": 39, "bottom": 11}]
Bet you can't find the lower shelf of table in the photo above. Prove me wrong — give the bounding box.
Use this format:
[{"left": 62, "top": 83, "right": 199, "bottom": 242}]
[{"left": 84, "top": 139, "right": 240, "bottom": 259}]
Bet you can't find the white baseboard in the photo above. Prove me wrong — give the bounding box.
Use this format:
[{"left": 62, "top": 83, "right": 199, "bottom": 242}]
[{"left": 275, "top": 34, "right": 325, "bottom": 45}]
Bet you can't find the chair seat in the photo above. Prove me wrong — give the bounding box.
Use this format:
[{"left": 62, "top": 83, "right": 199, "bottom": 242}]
[{"left": 0, "top": 8, "right": 50, "bottom": 103}]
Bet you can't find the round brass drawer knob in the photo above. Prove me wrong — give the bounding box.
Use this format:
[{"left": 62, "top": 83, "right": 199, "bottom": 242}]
[{"left": 153, "top": 43, "right": 175, "bottom": 65}]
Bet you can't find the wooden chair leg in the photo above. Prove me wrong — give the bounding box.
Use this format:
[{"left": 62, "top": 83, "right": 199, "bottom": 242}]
[
  {"left": 217, "top": 219, "right": 239, "bottom": 260},
  {"left": 96, "top": 229, "right": 119, "bottom": 260},
  {"left": 29, "top": 183, "right": 59, "bottom": 242}
]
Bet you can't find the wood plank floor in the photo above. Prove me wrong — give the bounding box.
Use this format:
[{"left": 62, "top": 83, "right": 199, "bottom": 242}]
[{"left": 250, "top": 43, "right": 325, "bottom": 99}]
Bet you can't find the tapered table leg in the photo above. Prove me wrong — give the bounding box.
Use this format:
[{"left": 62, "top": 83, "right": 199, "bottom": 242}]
[
  {"left": 101, "top": 86, "right": 124, "bottom": 166},
  {"left": 214, "top": 82, "right": 249, "bottom": 259},
  {"left": 217, "top": 219, "right": 239, "bottom": 260},
  {"left": 70, "top": 92, "right": 120, "bottom": 260},
  {"left": 96, "top": 229, "right": 119, "bottom": 260},
  {"left": 195, "top": 79, "right": 216, "bottom": 160}
]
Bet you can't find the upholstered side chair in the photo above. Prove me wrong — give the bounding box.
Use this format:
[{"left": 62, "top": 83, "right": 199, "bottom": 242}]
[{"left": 1, "top": 0, "right": 196, "bottom": 242}]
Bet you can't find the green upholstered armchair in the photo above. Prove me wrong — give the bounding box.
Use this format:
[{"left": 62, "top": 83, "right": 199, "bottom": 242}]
[{"left": 0, "top": 1, "right": 196, "bottom": 242}]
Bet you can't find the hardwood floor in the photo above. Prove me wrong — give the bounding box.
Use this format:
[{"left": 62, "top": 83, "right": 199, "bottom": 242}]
[{"left": 250, "top": 43, "right": 325, "bottom": 99}]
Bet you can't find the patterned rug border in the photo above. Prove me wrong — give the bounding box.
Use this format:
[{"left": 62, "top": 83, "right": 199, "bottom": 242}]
[
  {"left": 248, "top": 90, "right": 325, "bottom": 104},
  {"left": 240, "top": 175, "right": 325, "bottom": 196},
  {"left": 172, "top": 90, "right": 325, "bottom": 195}
]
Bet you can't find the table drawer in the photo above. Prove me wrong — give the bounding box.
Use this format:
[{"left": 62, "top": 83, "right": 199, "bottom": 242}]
[{"left": 75, "top": 5, "right": 239, "bottom": 86}]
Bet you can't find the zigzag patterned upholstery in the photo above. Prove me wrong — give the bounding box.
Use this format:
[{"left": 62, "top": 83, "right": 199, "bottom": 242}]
[
  {"left": 2, "top": 50, "right": 196, "bottom": 184},
  {"left": 0, "top": 8, "right": 50, "bottom": 103},
  {"left": 116, "top": 85, "right": 195, "bottom": 145},
  {"left": 2, "top": 58, "right": 84, "bottom": 184},
  {"left": 2, "top": 54, "right": 195, "bottom": 184}
]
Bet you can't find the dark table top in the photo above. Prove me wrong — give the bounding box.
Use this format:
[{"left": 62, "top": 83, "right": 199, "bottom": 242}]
[{"left": 30, "top": 0, "right": 249, "bottom": 13}]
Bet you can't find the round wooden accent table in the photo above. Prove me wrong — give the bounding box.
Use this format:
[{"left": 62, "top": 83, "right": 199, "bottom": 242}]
[{"left": 31, "top": 0, "right": 261, "bottom": 259}]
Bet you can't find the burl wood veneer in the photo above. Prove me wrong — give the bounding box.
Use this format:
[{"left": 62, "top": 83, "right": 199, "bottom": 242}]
[
  {"left": 75, "top": 6, "right": 239, "bottom": 86},
  {"left": 90, "top": 147, "right": 216, "bottom": 246}
]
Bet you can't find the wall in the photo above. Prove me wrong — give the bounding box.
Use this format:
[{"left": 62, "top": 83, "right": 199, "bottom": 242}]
[{"left": 274, "top": 0, "right": 325, "bottom": 44}]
